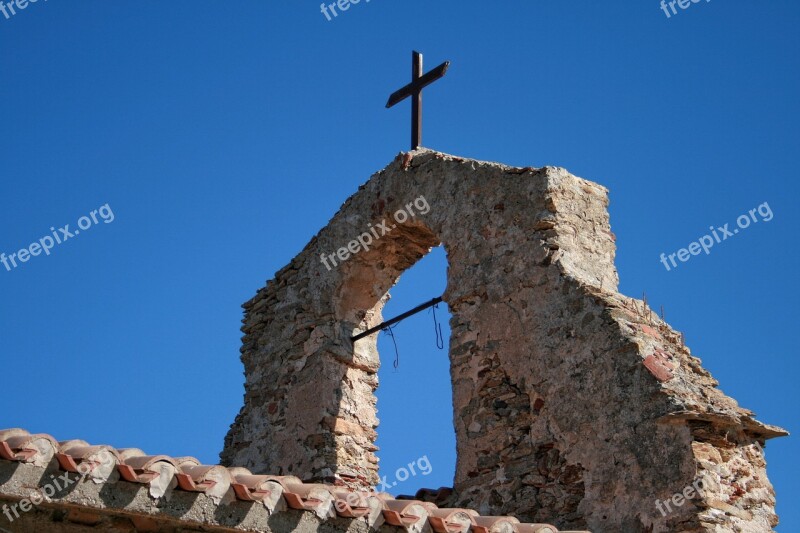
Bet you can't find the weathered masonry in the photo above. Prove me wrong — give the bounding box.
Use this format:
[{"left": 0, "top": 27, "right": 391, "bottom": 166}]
[{"left": 223, "top": 149, "right": 787, "bottom": 532}]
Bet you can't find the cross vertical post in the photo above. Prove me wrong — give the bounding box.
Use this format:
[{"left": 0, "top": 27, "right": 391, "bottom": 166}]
[
  {"left": 386, "top": 51, "right": 450, "bottom": 151},
  {"left": 411, "top": 51, "right": 422, "bottom": 151}
]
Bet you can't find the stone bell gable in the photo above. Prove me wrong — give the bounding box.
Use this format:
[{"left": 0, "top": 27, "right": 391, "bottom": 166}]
[{"left": 222, "top": 149, "right": 786, "bottom": 532}]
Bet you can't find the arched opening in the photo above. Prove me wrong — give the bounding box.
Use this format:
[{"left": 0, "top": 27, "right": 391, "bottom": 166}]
[{"left": 374, "top": 245, "right": 456, "bottom": 496}]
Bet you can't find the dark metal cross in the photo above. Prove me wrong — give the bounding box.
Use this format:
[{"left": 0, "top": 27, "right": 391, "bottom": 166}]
[{"left": 386, "top": 51, "right": 450, "bottom": 150}]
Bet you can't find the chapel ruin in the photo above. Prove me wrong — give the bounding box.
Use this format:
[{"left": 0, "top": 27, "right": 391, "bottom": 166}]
[{"left": 222, "top": 149, "right": 786, "bottom": 532}]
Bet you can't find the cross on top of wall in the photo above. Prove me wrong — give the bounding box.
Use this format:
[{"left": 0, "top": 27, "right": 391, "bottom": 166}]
[{"left": 386, "top": 51, "right": 450, "bottom": 150}]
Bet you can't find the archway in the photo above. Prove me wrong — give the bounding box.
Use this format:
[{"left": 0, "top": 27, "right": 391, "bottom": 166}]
[{"left": 373, "top": 246, "right": 456, "bottom": 496}]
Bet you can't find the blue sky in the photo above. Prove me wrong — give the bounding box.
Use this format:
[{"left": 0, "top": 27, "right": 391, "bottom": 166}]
[{"left": 0, "top": 0, "right": 797, "bottom": 529}]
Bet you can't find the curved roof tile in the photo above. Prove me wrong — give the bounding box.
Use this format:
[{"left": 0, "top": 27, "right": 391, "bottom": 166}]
[{"left": 0, "top": 428, "right": 590, "bottom": 533}]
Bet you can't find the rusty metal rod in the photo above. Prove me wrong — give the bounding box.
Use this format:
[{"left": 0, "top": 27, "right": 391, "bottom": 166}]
[{"left": 351, "top": 296, "right": 443, "bottom": 343}]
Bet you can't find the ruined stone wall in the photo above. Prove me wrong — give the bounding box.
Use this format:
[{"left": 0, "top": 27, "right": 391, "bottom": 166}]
[{"left": 222, "top": 150, "right": 786, "bottom": 532}]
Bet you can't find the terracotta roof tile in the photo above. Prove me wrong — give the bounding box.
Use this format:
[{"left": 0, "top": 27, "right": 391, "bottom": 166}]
[
  {"left": 116, "top": 452, "right": 180, "bottom": 498},
  {"left": 382, "top": 499, "right": 430, "bottom": 531},
  {"left": 471, "top": 515, "right": 521, "bottom": 533},
  {"left": 0, "top": 430, "right": 57, "bottom": 466},
  {"left": 281, "top": 480, "right": 336, "bottom": 518},
  {"left": 175, "top": 462, "right": 232, "bottom": 502},
  {"left": 55, "top": 441, "right": 119, "bottom": 482},
  {"left": 0, "top": 428, "right": 590, "bottom": 532},
  {"left": 427, "top": 508, "right": 476, "bottom": 533},
  {"left": 229, "top": 470, "right": 285, "bottom": 509}
]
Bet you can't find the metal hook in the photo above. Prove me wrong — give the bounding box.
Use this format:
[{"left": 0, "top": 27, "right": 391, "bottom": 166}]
[
  {"left": 383, "top": 325, "right": 401, "bottom": 371},
  {"left": 432, "top": 304, "right": 444, "bottom": 350}
]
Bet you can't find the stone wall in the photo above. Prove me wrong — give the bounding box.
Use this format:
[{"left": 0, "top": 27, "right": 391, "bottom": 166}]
[{"left": 222, "top": 149, "right": 786, "bottom": 532}]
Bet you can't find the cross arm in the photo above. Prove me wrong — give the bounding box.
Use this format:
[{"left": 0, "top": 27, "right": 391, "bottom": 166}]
[{"left": 385, "top": 61, "right": 451, "bottom": 108}]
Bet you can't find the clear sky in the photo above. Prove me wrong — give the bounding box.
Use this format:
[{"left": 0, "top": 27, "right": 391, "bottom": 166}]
[{"left": 1, "top": 0, "right": 797, "bottom": 529}]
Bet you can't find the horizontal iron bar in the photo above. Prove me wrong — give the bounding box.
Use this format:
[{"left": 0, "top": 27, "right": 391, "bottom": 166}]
[{"left": 351, "top": 297, "right": 443, "bottom": 343}]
